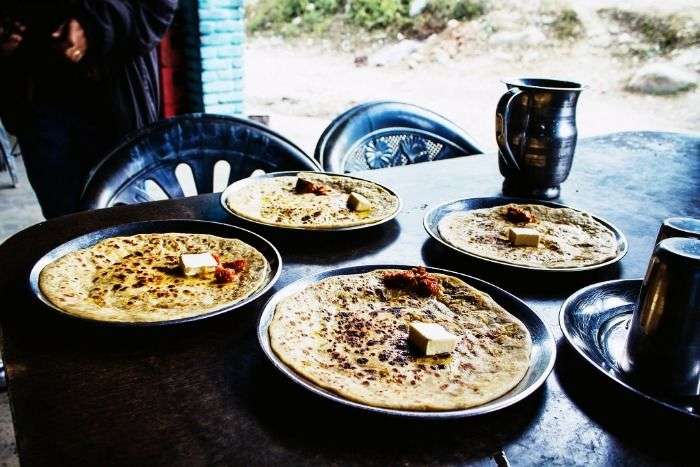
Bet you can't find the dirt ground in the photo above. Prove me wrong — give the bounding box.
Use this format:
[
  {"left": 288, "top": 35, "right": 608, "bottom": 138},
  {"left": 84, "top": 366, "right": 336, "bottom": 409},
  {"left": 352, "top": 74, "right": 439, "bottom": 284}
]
[{"left": 245, "top": 0, "right": 699, "bottom": 154}]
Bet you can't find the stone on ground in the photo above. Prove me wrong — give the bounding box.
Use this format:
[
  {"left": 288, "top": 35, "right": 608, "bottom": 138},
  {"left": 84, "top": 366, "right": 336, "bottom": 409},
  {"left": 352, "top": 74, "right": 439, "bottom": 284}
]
[
  {"left": 409, "top": 0, "right": 428, "bottom": 17},
  {"left": 627, "top": 62, "right": 698, "bottom": 95},
  {"left": 488, "top": 27, "right": 546, "bottom": 47},
  {"left": 672, "top": 47, "right": 700, "bottom": 73},
  {"left": 368, "top": 40, "right": 423, "bottom": 67}
]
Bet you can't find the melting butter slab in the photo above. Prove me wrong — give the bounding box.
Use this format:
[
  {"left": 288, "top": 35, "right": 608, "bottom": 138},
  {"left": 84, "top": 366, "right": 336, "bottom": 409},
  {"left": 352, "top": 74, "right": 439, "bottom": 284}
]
[
  {"left": 409, "top": 322, "right": 460, "bottom": 356},
  {"left": 180, "top": 252, "right": 218, "bottom": 276},
  {"left": 347, "top": 192, "right": 372, "bottom": 212},
  {"left": 508, "top": 227, "right": 541, "bottom": 247}
]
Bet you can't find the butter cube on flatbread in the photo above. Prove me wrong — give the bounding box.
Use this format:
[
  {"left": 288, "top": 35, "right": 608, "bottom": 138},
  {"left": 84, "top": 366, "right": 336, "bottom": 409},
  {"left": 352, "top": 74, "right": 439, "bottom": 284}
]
[
  {"left": 347, "top": 192, "right": 372, "bottom": 212},
  {"left": 409, "top": 322, "right": 459, "bottom": 356},
  {"left": 179, "top": 252, "right": 218, "bottom": 276},
  {"left": 508, "top": 227, "right": 541, "bottom": 247}
]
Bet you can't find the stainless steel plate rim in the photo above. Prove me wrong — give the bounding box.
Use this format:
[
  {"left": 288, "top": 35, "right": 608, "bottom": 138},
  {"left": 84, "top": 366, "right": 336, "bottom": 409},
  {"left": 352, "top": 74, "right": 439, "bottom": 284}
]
[
  {"left": 258, "top": 264, "right": 556, "bottom": 418},
  {"left": 220, "top": 171, "right": 403, "bottom": 231},
  {"left": 28, "top": 219, "right": 283, "bottom": 327},
  {"left": 559, "top": 278, "right": 700, "bottom": 419},
  {"left": 423, "top": 196, "right": 628, "bottom": 272}
]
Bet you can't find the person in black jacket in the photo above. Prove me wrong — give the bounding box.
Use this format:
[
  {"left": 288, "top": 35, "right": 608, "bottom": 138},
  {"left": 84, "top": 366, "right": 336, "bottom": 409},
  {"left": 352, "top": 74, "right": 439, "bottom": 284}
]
[{"left": 0, "top": 0, "right": 177, "bottom": 218}]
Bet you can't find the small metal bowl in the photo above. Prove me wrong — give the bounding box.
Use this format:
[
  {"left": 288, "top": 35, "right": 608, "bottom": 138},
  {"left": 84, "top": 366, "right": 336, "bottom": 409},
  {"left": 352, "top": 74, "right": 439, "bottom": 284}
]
[
  {"left": 258, "top": 264, "right": 556, "bottom": 418},
  {"left": 423, "top": 196, "right": 628, "bottom": 272},
  {"left": 220, "top": 171, "right": 402, "bottom": 231},
  {"left": 28, "top": 219, "right": 282, "bottom": 326}
]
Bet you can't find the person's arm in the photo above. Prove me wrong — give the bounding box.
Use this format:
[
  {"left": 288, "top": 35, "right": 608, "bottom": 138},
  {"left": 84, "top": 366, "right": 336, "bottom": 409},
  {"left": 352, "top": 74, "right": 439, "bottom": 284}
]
[{"left": 74, "top": 0, "right": 177, "bottom": 60}]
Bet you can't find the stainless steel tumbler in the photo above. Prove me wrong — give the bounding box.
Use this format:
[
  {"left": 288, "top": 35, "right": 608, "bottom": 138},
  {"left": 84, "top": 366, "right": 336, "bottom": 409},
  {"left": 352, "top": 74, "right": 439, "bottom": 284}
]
[
  {"left": 655, "top": 217, "right": 700, "bottom": 245},
  {"left": 624, "top": 237, "right": 700, "bottom": 395}
]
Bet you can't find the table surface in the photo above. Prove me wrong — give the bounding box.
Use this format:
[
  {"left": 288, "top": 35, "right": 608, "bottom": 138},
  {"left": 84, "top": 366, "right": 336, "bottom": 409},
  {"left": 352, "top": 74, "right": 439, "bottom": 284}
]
[{"left": 1, "top": 131, "right": 698, "bottom": 466}]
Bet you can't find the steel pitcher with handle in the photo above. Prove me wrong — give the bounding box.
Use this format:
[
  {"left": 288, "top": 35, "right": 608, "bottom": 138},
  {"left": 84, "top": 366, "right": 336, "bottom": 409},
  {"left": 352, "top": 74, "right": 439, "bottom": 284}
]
[{"left": 496, "top": 78, "right": 584, "bottom": 199}]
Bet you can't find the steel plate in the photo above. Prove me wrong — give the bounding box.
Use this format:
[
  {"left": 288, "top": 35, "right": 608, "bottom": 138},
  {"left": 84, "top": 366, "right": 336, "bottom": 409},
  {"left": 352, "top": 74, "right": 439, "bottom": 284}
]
[
  {"left": 258, "top": 264, "right": 556, "bottom": 418},
  {"left": 220, "top": 171, "right": 402, "bottom": 231},
  {"left": 559, "top": 279, "right": 700, "bottom": 419},
  {"left": 423, "top": 196, "right": 628, "bottom": 272},
  {"left": 28, "top": 219, "right": 282, "bottom": 326}
]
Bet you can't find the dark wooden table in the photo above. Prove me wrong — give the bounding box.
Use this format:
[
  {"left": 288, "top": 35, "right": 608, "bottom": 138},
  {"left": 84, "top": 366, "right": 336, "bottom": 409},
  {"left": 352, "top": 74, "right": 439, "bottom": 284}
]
[{"left": 1, "top": 131, "right": 698, "bottom": 466}]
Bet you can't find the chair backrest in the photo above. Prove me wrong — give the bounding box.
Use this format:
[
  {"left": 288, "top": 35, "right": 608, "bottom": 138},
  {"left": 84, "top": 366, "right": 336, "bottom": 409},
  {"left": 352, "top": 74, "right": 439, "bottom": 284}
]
[
  {"left": 81, "top": 113, "right": 320, "bottom": 210},
  {"left": 314, "top": 101, "right": 484, "bottom": 173}
]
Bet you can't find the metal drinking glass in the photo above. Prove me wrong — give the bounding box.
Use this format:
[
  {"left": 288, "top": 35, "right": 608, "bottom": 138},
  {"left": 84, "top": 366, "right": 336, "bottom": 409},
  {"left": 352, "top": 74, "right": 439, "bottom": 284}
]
[
  {"left": 496, "top": 78, "right": 584, "bottom": 199},
  {"left": 655, "top": 217, "right": 700, "bottom": 245},
  {"left": 623, "top": 237, "right": 700, "bottom": 396}
]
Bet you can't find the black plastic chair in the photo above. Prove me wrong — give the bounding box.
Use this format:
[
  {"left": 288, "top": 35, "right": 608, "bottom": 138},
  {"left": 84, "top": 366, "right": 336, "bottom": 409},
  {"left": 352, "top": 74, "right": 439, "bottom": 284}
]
[
  {"left": 314, "top": 101, "right": 484, "bottom": 173},
  {"left": 81, "top": 113, "right": 320, "bottom": 210}
]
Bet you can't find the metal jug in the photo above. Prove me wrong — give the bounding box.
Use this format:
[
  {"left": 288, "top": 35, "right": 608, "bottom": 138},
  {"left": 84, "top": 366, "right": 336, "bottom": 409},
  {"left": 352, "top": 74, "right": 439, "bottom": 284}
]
[{"left": 496, "top": 78, "right": 584, "bottom": 199}]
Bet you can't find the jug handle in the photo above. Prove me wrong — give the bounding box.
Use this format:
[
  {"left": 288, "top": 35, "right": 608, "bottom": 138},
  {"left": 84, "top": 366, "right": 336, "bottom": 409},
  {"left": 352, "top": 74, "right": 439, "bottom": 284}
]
[{"left": 496, "top": 88, "right": 523, "bottom": 171}]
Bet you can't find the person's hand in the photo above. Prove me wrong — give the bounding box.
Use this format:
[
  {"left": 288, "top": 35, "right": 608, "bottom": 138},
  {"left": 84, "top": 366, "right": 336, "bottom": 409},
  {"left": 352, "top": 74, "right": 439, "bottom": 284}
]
[
  {"left": 0, "top": 21, "right": 25, "bottom": 57},
  {"left": 52, "top": 19, "right": 88, "bottom": 63}
]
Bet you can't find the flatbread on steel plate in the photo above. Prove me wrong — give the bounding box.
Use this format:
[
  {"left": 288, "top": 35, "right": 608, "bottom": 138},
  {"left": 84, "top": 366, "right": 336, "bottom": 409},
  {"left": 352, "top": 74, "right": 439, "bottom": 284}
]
[
  {"left": 269, "top": 269, "right": 531, "bottom": 411},
  {"left": 226, "top": 173, "right": 399, "bottom": 229},
  {"left": 40, "top": 233, "right": 269, "bottom": 322},
  {"left": 438, "top": 203, "right": 618, "bottom": 268}
]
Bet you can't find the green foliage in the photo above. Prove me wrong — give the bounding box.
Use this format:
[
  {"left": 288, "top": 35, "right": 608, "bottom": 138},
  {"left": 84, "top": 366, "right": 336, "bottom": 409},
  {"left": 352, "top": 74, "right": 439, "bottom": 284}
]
[
  {"left": 405, "top": 0, "right": 486, "bottom": 37},
  {"left": 348, "top": 0, "right": 406, "bottom": 30},
  {"left": 599, "top": 8, "right": 700, "bottom": 53},
  {"left": 248, "top": 0, "right": 342, "bottom": 34},
  {"left": 247, "top": 0, "right": 489, "bottom": 37},
  {"left": 549, "top": 8, "right": 584, "bottom": 40},
  {"left": 450, "top": 0, "right": 487, "bottom": 21}
]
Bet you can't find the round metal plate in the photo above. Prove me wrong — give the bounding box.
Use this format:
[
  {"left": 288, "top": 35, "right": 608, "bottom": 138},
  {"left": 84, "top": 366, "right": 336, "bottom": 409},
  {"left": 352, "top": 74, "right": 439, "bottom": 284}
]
[
  {"left": 559, "top": 279, "right": 700, "bottom": 419},
  {"left": 220, "top": 171, "right": 402, "bottom": 231},
  {"left": 423, "top": 197, "right": 628, "bottom": 272},
  {"left": 258, "top": 264, "right": 556, "bottom": 418},
  {"left": 28, "top": 219, "right": 282, "bottom": 326}
]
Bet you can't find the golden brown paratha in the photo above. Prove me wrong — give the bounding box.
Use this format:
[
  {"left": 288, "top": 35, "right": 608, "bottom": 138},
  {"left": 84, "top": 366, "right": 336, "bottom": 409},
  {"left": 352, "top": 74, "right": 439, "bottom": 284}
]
[
  {"left": 39, "top": 233, "right": 269, "bottom": 322},
  {"left": 225, "top": 173, "right": 400, "bottom": 229},
  {"left": 269, "top": 269, "right": 531, "bottom": 411},
  {"left": 438, "top": 203, "right": 618, "bottom": 269}
]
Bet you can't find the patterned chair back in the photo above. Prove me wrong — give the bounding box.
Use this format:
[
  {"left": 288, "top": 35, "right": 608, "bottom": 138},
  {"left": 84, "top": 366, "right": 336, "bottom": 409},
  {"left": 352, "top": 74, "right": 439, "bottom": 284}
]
[
  {"left": 315, "top": 101, "right": 483, "bottom": 173},
  {"left": 81, "top": 114, "right": 320, "bottom": 210}
]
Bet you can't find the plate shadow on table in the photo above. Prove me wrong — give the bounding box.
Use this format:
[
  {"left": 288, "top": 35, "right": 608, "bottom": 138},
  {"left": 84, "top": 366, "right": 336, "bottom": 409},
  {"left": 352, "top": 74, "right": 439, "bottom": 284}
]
[
  {"left": 246, "top": 354, "right": 547, "bottom": 465},
  {"left": 16, "top": 284, "right": 264, "bottom": 351},
  {"left": 229, "top": 219, "right": 402, "bottom": 267},
  {"left": 420, "top": 239, "right": 624, "bottom": 299},
  {"left": 555, "top": 340, "right": 699, "bottom": 464}
]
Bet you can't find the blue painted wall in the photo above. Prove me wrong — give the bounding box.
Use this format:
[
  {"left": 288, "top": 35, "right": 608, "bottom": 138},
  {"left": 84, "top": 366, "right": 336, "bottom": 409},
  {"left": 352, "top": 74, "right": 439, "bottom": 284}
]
[{"left": 181, "top": 0, "right": 245, "bottom": 116}]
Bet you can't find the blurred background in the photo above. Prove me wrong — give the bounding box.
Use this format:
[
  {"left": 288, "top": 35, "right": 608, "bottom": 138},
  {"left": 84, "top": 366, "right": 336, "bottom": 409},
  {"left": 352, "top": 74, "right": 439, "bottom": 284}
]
[{"left": 243, "top": 0, "right": 699, "bottom": 153}]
